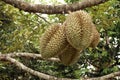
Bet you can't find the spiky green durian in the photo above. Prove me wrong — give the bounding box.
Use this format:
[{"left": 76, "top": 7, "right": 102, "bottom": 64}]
[
  {"left": 64, "top": 10, "right": 93, "bottom": 50},
  {"left": 89, "top": 24, "right": 100, "bottom": 48},
  {"left": 59, "top": 44, "right": 82, "bottom": 66},
  {"left": 40, "top": 24, "right": 68, "bottom": 58}
]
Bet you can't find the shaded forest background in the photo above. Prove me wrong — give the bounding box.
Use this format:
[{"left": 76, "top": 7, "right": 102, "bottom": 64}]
[{"left": 0, "top": 0, "right": 120, "bottom": 80}]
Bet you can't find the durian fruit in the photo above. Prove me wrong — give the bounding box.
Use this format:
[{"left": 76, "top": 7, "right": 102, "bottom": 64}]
[
  {"left": 59, "top": 44, "right": 82, "bottom": 66},
  {"left": 64, "top": 10, "right": 93, "bottom": 50},
  {"left": 40, "top": 24, "right": 68, "bottom": 58},
  {"left": 89, "top": 24, "right": 100, "bottom": 48}
]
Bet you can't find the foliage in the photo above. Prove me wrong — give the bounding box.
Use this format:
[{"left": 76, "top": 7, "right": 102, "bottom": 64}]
[
  {"left": 0, "top": 0, "right": 120, "bottom": 79},
  {"left": 0, "top": 1, "right": 48, "bottom": 53}
]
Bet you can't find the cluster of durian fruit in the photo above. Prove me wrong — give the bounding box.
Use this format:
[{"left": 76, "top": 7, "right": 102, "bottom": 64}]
[{"left": 40, "top": 10, "right": 100, "bottom": 66}]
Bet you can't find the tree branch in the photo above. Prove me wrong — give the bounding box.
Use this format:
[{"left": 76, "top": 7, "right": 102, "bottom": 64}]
[
  {"left": 85, "top": 71, "right": 120, "bottom": 80},
  {"left": 1, "top": 0, "right": 109, "bottom": 14},
  {"left": 0, "top": 53, "right": 60, "bottom": 62},
  {"left": 4, "top": 57, "right": 72, "bottom": 80}
]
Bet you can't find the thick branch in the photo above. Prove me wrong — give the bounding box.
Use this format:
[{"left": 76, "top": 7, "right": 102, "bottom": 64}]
[
  {"left": 5, "top": 57, "right": 72, "bottom": 80},
  {"left": 2, "top": 0, "right": 109, "bottom": 14}
]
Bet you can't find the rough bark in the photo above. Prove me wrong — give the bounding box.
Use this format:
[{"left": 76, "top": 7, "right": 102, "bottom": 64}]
[{"left": 1, "top": 0, "right": 109, "bottom": 14}]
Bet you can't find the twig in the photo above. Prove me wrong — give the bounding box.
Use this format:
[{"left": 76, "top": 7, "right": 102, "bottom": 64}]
[
  {"left": 36, "top": 14, "right": 51, "bottom": 24},
  {"left": 105, "top": 30, "right": 110, "bottom": 45}
]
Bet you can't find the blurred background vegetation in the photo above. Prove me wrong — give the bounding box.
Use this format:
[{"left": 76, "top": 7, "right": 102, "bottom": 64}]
[{"left": 0, "top": 0, "right": 120, "bottom": 80}]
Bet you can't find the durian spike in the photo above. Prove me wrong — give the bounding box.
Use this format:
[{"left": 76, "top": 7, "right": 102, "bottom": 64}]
[
  {"left": 59, "top": 44, "right": 82, "bottom": 66},
  {"left": 40, "top": 24, "right": 68, "bottom": 58},
  {"left": 89, "top": 24, "right": 100, "bottom": 48},
  {"left": 64, "top": 10, "right": 93, "bottom": 50}
]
